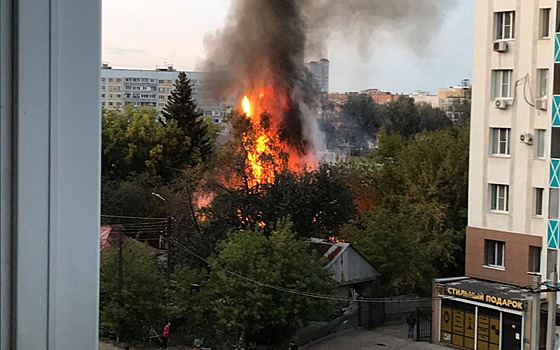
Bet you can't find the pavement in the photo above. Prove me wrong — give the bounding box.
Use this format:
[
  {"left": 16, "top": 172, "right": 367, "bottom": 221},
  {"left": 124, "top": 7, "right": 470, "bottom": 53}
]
[
  {"left": 302, "top": 324, "right": 448, "bottom": 350},
  {"left": 100, "top": 324, "right": 449, "bottom": 350}
]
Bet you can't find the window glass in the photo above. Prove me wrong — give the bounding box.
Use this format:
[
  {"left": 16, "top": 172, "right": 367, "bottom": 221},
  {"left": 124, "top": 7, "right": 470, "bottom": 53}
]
[
  {"left": 552, "top": 127, "right": 560, "bottom": 158},
  {"left": 550, "top": 188, "right": 559, "bottom": 219},
  {"left": 535, "top": 188, "right": 544, "bottom": 216},
  {"left": 541, "top": 9, "right": 551, "bottom": 38},
  {"left": 485, "top": 240, "right": 505, "bottom": 267},
  {"left": 492, "top": 70, "right": 513, "bottom": 98},
  {"left": 490, "top": 128, "right": 510, "bottom": 155},
  {"left": 489, "top": 184, "right": 509, "bottom": 211},
  {"left": 529, "top": 246, "right": 542, "bottom": 273},
  {"left": 539, "top": 69, "right": 549, "bottom": 98},
  {"left": 495, "top": 12, "right": 515, "bottom": 40}
]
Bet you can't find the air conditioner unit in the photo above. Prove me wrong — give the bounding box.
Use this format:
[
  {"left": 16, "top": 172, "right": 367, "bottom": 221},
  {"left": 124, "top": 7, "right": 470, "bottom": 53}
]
[
  {"left": 495, "top": 99, "right": 509, "bottom": 110},
  {"left": 536, "top": 98, "right": 548, "bottom": 111},
  {"left": 520, "top": 132, "right": 534, "bottom": 145},
  {"left": 493, "top": 41, "right": 508, "bottom": 53}
]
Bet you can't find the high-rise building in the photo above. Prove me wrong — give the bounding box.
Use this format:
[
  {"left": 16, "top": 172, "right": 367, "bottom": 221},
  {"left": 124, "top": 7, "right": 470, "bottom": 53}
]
[
  {"left": 309, "top": 58, "right": 330, "bottom": 93},
  {"left": 100, "top": 64, "right": 226, "bottom": 122},
  {"left": 433, "top": 2, "right": 557, "bottom": 349}
]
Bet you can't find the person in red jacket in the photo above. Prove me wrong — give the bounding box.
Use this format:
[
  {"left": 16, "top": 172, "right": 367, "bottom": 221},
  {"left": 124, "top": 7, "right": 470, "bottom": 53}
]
[{"left": 161, "top": 322, "right": 170, "bottom": 350}]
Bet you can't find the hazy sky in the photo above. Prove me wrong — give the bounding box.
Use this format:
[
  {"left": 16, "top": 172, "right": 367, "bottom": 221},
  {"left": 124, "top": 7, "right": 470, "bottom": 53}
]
[{"left": 102, "top": 0, "right": 475, "bottom": 94}]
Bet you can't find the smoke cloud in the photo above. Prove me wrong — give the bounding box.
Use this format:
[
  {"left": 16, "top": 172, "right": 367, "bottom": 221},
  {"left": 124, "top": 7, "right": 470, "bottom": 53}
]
[{"left": 203, "top": 0, "right": 457, "bottom": 157}]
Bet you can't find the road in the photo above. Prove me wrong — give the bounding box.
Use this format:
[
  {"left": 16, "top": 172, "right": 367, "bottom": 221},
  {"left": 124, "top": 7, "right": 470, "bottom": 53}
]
[{"left": 302, "top": 324, "right": 448, "bottom": 350}]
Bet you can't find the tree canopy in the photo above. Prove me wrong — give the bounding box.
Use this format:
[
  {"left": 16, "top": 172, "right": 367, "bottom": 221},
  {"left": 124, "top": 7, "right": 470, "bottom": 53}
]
[{"left": 207, "top": 219, "right": 336, "bottom": 346}]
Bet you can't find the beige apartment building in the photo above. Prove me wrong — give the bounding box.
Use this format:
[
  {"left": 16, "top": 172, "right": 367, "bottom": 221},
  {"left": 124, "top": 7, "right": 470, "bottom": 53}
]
[
  {"left": 433, "top": 1, "right": 560, "bottom": 350},
  {"left": 100, "top": 64, "right": 226, "bottom": 122}
]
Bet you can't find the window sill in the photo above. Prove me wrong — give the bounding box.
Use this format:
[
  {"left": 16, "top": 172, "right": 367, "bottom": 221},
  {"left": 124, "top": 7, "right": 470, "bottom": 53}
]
[
  {"left": 494, "top": 38, "right": 515, "bottom": 42},
  {"left": 489, "top": 210, "right": 509, "bottom": 215},
  {"left": 484, "top": 265, "right": 505, "bottom": 271},
  {"left": 532, "top": 215, "right": 544, "bottom": 219},
  {"left": 489, "top": 154, "right": 511, "bottom": 158},
  {"left": 534, "top": 157, "right": 546, "bottom": 161},
  {"left": 538, "top": 37, "right": 551, "bottom": 40}
]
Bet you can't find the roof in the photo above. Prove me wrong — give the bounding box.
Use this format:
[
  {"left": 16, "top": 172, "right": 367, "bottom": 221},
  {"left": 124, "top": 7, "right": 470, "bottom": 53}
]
[
  {"left": 308, "top": 238, "right": 376, "bottom": 270},
  {"left": 100, "top": 225, "right": 123, "bottom": 251},
  {"left": 436, "top": 277, "right": 532, "bottom": 311}
]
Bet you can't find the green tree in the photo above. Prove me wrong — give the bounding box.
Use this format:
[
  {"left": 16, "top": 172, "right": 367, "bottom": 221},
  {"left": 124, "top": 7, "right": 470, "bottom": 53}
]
[
  {"left": 162, "top": 72, "right": 214, "bottom": 166},
  {"left": 102, "top": 105, "right": 191, "bottom": 182},
  {"left": 99, "top": 240, "right": 166, "bottom": 342},
  {"left": 344, "top": 125, "right": 469, "bottom": 294},
  {"left": 207, "top": 219, "right": 336, "bottom": 346},
  {"left": 383, "top": 96, "right": 420, "bottom": 138}
]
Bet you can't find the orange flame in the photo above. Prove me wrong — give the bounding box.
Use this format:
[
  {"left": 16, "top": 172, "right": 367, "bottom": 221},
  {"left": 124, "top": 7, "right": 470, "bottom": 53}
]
[
  {"left": 239, "top": 87, "right": 317, "bottom": 188},
  {"left": 242, "top": 96, "right": 252, "bottom": 117}
]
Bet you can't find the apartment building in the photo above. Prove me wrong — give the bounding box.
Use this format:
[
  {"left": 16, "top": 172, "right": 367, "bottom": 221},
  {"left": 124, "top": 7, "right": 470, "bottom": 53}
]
[
  {"left": 438, "top": 79, "right": 472, "bottom": 112},
  {"left": 309, "top": 58, "right": 330, "bottom": 93},
  {"left": 433, "top": 1, "right": 558, "bottom": 349},
  {"left": 101, "top": 64, "right": 226, "bottom": 121}
]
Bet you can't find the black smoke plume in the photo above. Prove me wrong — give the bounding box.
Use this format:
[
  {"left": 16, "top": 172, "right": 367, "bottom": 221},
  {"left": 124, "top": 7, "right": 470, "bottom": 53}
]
[{"left": 204, "top": 0, "right": 458, "bottom": 156}]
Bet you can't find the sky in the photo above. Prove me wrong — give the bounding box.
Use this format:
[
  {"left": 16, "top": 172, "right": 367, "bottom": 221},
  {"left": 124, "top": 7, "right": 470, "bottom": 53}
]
[{"left": 102, "top": 0, "right": 475, "bottom": 95}]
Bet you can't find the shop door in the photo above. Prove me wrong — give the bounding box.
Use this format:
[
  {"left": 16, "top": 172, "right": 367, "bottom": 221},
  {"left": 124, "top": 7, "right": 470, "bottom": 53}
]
[{"left": 502, "top": 312, "right": 522, "bottom": 350}]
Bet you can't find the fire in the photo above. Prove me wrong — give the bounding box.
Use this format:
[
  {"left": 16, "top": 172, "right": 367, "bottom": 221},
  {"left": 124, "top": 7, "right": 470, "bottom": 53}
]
[
  {"left": 242, "top": 96, "right": 252, "bottom": 117},
  {"left": 239, "top": 87, "right": 317, "bottom": 188}
]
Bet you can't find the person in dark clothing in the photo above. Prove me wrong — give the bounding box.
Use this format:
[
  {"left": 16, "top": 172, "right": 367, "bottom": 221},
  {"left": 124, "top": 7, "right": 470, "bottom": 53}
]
[
  {"left": 161, "top": 322, "right": 170, "bottom": 350},
  {"left": 406, "top": 312, "right": 416, "bottom": 340}
]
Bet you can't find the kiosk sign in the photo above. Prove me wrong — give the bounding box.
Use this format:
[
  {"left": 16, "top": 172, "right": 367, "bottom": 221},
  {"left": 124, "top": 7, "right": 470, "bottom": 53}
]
[{"left": 441, "top": 286, "right": 524, "bottom": 311}]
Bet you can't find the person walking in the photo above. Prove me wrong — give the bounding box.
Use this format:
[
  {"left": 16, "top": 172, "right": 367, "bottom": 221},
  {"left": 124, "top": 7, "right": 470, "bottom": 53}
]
[
  {"left": 161, "top": 322, "right": 170, "bottom": 350},
  {"left": 406, "top": 311, "right": 416, "bottom": 340}
]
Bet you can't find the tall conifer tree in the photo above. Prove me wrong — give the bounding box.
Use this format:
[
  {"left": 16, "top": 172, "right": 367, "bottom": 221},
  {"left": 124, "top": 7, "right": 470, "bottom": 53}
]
[{"left": 162, "top": 72, "right": 213, "bottom": 166}]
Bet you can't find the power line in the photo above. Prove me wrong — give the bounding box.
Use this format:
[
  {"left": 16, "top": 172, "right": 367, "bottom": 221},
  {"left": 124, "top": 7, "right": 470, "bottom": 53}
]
[
  {"left": 170, "top": 238, "right": 441, "bottom": 304},
  {"left": 101, "top": 214, "right": 167, "bottom": 220}
]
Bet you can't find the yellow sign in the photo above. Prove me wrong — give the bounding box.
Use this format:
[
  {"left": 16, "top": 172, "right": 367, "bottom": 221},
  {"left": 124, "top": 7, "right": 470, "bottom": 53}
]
[{"left": 445, "top": 287, "right": 524, "bottom": 310}]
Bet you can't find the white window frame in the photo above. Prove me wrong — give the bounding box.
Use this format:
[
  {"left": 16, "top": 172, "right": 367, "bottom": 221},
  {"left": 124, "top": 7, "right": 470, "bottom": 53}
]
[
  {"left": 495, "top": 11, "right": 515, "bottom": 40},
  {"left": 490, "top": 128, "right": 511, "bottom": 155},
  {"left": 492, "top": 70, "right": 513, "bottom": 99},
  {"left": 534, "top": 187, "right": 544, "bottom": 216},
  {"left": 536, "top": 129, "right": 546, "bottom": 158},
  {"left": 538, "top": 69, "right": 549, "bottom": 98},
  {"left": 540, "top": 8, "right": 551, "bottom": 38},
  {"left": 485, "top": 240, "right": 505, "bottom": 268},
  {"left": 489, "top": 184, "right": 509, "bottom": 212}
]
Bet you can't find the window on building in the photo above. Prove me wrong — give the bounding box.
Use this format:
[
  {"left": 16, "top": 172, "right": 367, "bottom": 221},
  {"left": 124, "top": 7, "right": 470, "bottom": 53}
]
[
  {"left": 101, "top": 78, "right": 105, "bottom": 82},
  {"left": 108, "top": 78, "right": 113, "bottom": 82},
  {"left": 538, "top": 69, "right": 549, "bottom": 98},
  {"left": 536, "top": 129, "right": 546, "bottom": 158},
  {"left": 116, "top": 78, "right": 122, "bottom": 83},
  {"left": 158, "top": 103, "right": 164, "bottom": 107},
  {"left": 101, "top": 102, "right": 105, "bottom": 106},
  {"left": 116, "top": 94, "right": 122, "bottom": 99},
  {"left": 116, "top": 102, "right": 123, "bottom": 106},
  {"left": 495, "top": 11, "right": 515, "bottom": 40},
  {"left": 490, "top": 128, "right": 510, "bottom": 155},
  {"left": 529, "top": 246, "right": 542, "bottom": 273},
  {"left": 540, "top": 9, "right": 551, "bottom": 38},
  {"left": 101, "top": 86, "right": 105, "bottom": 91},
  {"left": 108, "top": 94, "right": 113, "bottom": 98},
  {"left": 492, "top": 70, "right": 513, "bottom": 99},
  {"left": 108, "top": 86, "right": 113, "bottom": 91},
  {"left": 167, "top": 80, "right": 172, "bottom": 84},
  {"left": 550, "top": 188, "right": 559, "bottom": 219},
  {"left": 534, "top": 187, "right": 544, "bottom": 216},
  {"left": 158, "top": 80, "right": 164, "bottom": 84},
  {"left": 158, "top": 95, "right": 165, "bottom": 100},
  {"left": 485, "top": 240, "right": 505, "bottom": 268},
  {"left": 108, "top": 102, "right": 113, "bottom": 106},
  {"left": 489, "top": 184, "right": 509, "bottom": 212},
  {"left": 101, "top": 93, "right": 105, "bottom": 98},
  {"left": 552, "top": 128, "right": 560, "bottom": 158}
]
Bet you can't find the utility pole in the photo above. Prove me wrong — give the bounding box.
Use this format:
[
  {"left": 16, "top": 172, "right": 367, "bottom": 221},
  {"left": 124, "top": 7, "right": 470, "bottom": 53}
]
[
  {"left": 117, "top": 227, "right": 124, "bottom": 343},
  {"left": 152, "top": 192, "right": 171, "bottom": 319},
  {"left": 547, "top": 270, "right": 558, "bottom": 350},
  {"left": 530, "top": 273, "right": 541, "bottom": 350}
]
